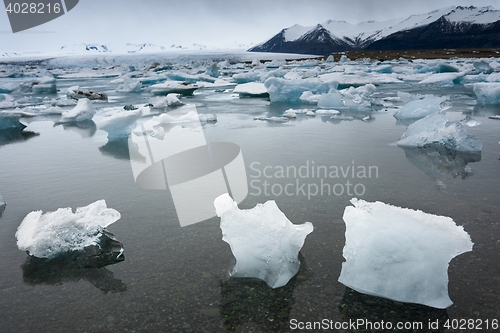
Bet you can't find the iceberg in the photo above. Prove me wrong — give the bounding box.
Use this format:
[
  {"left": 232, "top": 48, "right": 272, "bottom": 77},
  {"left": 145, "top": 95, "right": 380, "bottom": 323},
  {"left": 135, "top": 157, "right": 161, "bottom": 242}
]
[
  {"left": 59, "top": 98, "right": 96, "bottom": 123},
  {"left": 318, "top": 84, "right": 377, "bottom": 111},
  {"left": 27, "top": 76, "right": 57, "bottom": 94},
  {"left": 397, "top": 113, "right": 482, "bottom": 152},
  {"left": 473, "top": 82, "right": 500, "bottom": 105},
  {"left": 264, "top": 77, "right": 337, "bottom": 103},
  {"left": 338, "top": 198, "right": 473, "bottom": 309},
  {"left": 233, "top": 82, "right": 269, "bottom": 98},
  {"left": 16, "top": 200, "right": 124, "bottom": 268},
  {"left": 166, "top": 93, "right": 184, "bottom": 107},
  {"left": 214, "top": 193, "right": 313, "bottom": 288},
  {"left": 150, "top": 81, "right": 198, "bottom": 96},
  {"left": 0, "top": 110, "right": 27, "bottom": 129},
  {"left": 66, "top": 86, "right": 108, "bottom": 101},
  {"left": 394, "top": 95, "right": 450, "bottom": 120},
  {"left": 96, "top": 108, "right": 143, "bottom": 139}
]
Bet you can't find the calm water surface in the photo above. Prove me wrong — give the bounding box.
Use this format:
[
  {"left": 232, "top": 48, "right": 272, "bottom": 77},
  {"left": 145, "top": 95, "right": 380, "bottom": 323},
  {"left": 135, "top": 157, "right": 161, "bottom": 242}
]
[{"left": 0, "top": 67, "right": 499, "bottom": 332}]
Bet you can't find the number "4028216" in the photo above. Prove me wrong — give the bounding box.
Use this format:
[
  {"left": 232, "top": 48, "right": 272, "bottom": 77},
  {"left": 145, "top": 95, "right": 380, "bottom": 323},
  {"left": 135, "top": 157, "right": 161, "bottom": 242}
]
[
  {"left": 444, "top": 319, "right": 498, "bottom": 330},
  {"left": 5, "top": 2, "right": 61, "bottom": 14}
]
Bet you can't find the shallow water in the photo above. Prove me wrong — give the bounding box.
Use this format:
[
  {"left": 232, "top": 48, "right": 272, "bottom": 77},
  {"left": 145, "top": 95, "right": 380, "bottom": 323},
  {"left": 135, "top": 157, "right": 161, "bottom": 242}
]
[{"left": 0, "top": 57, "right": 499, "bottom": 333}]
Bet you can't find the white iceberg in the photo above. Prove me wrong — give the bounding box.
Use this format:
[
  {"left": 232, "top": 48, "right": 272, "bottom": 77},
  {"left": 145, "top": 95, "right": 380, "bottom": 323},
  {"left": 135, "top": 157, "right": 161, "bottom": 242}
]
[
  {"left": 166, "top": 93, "right": 185, "bottom": 107},
  {"left": 394, "top": 95, "right": 450, "bottom": 120},
  {"left": 150, "top": 81, "right": 198, "bottom": 96},
  {"left": 59, "top": 98, "right": 96, "bottom": 123},
  {"left": 215, "top": 194, "right": 313, "bottom": 288},
  {"left": 233, "top": 82, "right": 269, "bottom": 97},
  {"left": 16, "top": 200, "right": 123, "bottom": 263},
  {"left": 338, "top": 198, "right": 473, "bottom": 309},
  {"left": 397, "top": 113, "right": 482, "bottom": 152},
  {"left": 318, "top": 84, "right": 377, "bottom": 111},
  {"left": 473, "top": 82, "right": 500, "bottom": 105},
  {"left": 96, "top": 108, "right": 143, "bottom": 139},
  {"left": 31, "top": 76, "right": 57, "bottom": 94}
]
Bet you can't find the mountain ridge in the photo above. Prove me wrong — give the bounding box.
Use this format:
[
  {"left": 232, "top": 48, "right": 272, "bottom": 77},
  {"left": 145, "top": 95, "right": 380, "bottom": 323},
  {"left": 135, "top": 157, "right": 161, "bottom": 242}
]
[{"left": 248, "top": 5, "right": 500, "bottom": 55}]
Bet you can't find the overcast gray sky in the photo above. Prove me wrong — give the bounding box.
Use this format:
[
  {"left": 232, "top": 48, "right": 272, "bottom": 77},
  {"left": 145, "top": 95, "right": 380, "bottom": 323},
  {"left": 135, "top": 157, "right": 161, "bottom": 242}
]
[{"left": 2, "top": 0, "right": 500, "bottom": 53}]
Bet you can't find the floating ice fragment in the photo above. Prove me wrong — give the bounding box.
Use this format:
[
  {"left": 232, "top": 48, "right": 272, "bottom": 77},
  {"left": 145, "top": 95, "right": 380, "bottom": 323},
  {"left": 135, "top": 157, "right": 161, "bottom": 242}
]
[
  {"left": 338, "top": 198, "right": 473, "bottom": 309},
  {"left": 0, "top": 110, "right": 26, "bottom": 129},
  {"left": 254, "top": 116, "right": 289, "bottom": 123},
  {"left": 394, "top": 95, "right": 450, "bottom": 120},
  {"left": 233, "top": 82, "right": 269, "bottom": 98},
  {"left": 16, "top": 200, "right": 124, "bottom": 267},
  {"left": 460, "top": 115, "right": 481, "bottom": 127},
  {"left": 215, "top": 193, "right": 313, "bottom": 288},
  {"left": 59, "top": 98, "right": 96, "bottom": 123},
  {"left": 96, "top": 108, "right": 142, "bottom": 139},
  {"left": 264, "top": 77, "right": 337, "bottom": 103},
  {"left": 31, "top": 76, "right": 57, "bottom": 94},
  {"left": 150, "top": 81, "right": 198, "bottom": 96},
  {"left": 397, "top": 113, "right": 482, "bottom": 152},
  {"left": 315, "top": 109, "right": 340, "bottom": 115},
  {"left": 473, "top": 82, "right": 500, "bottom": 105},
  {"left": 67, "top": 86, "right": 108, "bottom": 101},
  {"left": 166, "top": 93, "right": 185, "bottom": 107}
]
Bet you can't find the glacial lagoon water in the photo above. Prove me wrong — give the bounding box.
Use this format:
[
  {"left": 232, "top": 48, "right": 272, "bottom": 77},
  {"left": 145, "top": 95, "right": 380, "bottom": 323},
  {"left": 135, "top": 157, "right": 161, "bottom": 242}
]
[{"left": 0, "top": 54, "right": 499, "bottom": 332}]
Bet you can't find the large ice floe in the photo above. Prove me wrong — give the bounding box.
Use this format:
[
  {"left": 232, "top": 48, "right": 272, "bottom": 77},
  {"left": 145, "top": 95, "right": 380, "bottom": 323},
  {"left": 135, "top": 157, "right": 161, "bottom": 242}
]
[
  {"left": 338, "top": 198, "right": 473, "bottom": 309},
  {"left": 58, "top": 98, "right": 96, "bottom": 123},
  {"left": 393, "top": 95, "right": 451, "bottom": 120},
  {"left": 264, "top": 77, "right": 337, "bottom": 103},
  {"left": 397, "top": 113, "right": 482, "bottom": 152},
  {"left": 16, "top": 200, "right": 124, "bottom": 268},
  {"left": 214, "top": 193, "right": 313, "bottom": 288},
  {"left": 96, "top": 108, "right": 143, "bottom": 139},
  {"left": 472, "top": 82, "right": 500, "bottom": 105}
]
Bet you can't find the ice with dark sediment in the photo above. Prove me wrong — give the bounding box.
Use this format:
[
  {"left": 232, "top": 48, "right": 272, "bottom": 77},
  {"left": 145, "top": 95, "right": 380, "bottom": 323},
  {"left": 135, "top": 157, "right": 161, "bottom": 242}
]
[{"left": 16, "top": 200, "right": 124, "bottom": 268}]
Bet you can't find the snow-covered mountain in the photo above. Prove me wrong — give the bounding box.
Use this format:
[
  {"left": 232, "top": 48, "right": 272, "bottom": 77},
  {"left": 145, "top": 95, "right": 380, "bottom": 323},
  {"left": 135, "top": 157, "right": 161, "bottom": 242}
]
[{"left": 249, "top": 6, "right": 500, "bottom": 55}]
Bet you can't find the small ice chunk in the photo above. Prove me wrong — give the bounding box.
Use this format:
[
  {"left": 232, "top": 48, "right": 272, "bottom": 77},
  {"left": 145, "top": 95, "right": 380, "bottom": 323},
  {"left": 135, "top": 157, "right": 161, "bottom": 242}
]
[
  {"left": 215, "top": 194, "right": 313, "bottom": 288},
  {"left": 150, "top": 81, "right": 198, "bottom": 96},
  {"left": 16, "top": 200, "right": 123, "bottom": 265},
  {"left": 254, "top": 116, "right": 289, "bottom": 123},
  {"left": 96, "top": 108, "right": 142, "bottom": 139},
  {"left": 283, "top": 110, "right": 297, "bottom": 118},
  {"left": 394, "top": 95, "right": 450, "bottom": 120},
  {"left": 67, "top": 86, "right": 108, "bottom": 101},
  {"left": 166, "top": 93, "right": 185, "bottom": 107},
  {"left": 315, "top": 109, "right": 340, "bottom": 115},
  {"left": 115, "top": 78, "right": 142, "bottom": 93},
  {"left": 397, "top": 113, "right": 482, "bottom": 152},
  {"left": 473, "top": 82, "right": 500, "bottom": 105},
  {"left": 59, "top": 98, "right": 96, "bottom": 123},
  {"left": 460, "top": 115, "right": 481, "bottom": 127},
  {"left": 339, "top": 55, "right": 350, "bottom": 63},
  {"left": 32, "top": 76, "right": 57, "bottom": 94},
  {"left": 338, "top": 198, "right": 473, "bottom": 309}
]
